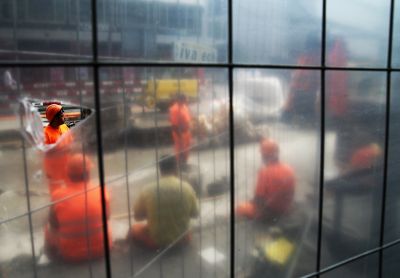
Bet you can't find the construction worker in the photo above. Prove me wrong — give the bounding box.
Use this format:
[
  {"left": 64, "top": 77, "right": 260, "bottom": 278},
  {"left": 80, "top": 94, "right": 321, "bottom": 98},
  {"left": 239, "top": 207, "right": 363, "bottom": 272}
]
[
  {"left": 349, "top": 143, "right": 382, "bottom": 171},
  {"left": 44, "top": 153, "right": 112, "bottom": 262},
  {"left": 128, "top": 155, "right": 198, "bottom": 249},
  {"left": 43, "top": 103, "right": 73, "bottom": 195},
  {"left": 44, "top": 103, "right": 72, "bottom": 145},
  {"left": 169, "top": 94, "right": 192, "bottom": 166},
  {"left": 326, "top": 38, "right": 351, "bottom": 168},
  {"left": 283, "top": 36, "right": 320, "bottom": 124},
  {"left": 236, "top": 139, "right": 296, "bottom": 220}
]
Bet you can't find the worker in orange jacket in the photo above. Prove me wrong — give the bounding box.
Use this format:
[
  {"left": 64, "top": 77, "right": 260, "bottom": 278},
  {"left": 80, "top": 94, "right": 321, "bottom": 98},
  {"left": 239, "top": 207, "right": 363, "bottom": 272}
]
[
  {"left": 284, "top": 37, "right": 320, "bottom": 124},
  {"left": 44, "top": 153, "right": 112, "bottom": 262},
  {"left": 169, "top": 94, "right": 192, "bottom": 166},
  {"left": 350, "top": 143, "right": 382, "bottom": 171},
  {"left": 43, "top": 104, "right": 73, "bottom": 195},
  {"left": 236, "top": 139, "right": 296, "bottom": 220}
]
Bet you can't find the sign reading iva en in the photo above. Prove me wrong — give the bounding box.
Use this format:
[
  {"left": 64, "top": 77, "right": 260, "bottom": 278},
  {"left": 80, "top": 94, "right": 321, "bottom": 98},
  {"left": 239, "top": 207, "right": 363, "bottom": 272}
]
[{"left": 174, "top": 41, "right": 217, "bottom": 63}]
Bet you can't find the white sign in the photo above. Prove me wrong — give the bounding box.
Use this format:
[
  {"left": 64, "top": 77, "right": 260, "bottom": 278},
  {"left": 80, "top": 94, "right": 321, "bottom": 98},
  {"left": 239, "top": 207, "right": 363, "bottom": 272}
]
[{"left": 174, "top": 41, "right": 217, "bottom": 63}]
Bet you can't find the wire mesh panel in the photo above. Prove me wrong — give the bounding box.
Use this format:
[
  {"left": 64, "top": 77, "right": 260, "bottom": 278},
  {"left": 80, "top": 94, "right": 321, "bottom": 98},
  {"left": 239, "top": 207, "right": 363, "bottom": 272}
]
[
  {"left": 326, "top": 0, "right": 391, "bottom": 68},
  {"left": 233, "top": 68, "right": 320, "bottom": 277},
  {"left": 1, "top": 0, "right": 400, "bottom": 277},
  {"left": 393, "top": 1, "right": 400, "bottom": 68},
  {"left": 382, "top": 243, "right": 400, "bottom": 277},
  {"left": 233, "top": 0, "right": 322, "bottom": 65},
  {"left": 0, "top": 66, "right": 108, "bottom": 278},
  {"left": 322, "top": 71, "right": 386, "bottom": 268},
  {"left": 96, "top": 0, "right": 228, "bottom": 63},
  {"left": 0, "top": 0, "right": 93, "bottom": 61},
  {"left": 97, "top": 67, "right": 230, "bottom": 278},
  {"left": 384, "top": 72, "right": 400, "bottom": 243},
  {"left": 320, "top": 253, "right": 379, "bottom": 278},
  {"left": 0, "top": 216, "right": 36, "bottom": 277}
]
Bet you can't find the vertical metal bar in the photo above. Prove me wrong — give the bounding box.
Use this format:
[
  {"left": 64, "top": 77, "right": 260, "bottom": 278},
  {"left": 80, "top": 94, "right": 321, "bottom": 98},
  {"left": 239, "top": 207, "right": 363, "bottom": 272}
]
[
  {"left": 196, "top": 0, "right": 200, "bottom": 43},
  {"left": 210, "top": 70, "right": 217, "bottom": 278},
  {"left": 52, "top": 0, "right": 56, "bottom": 22},
  {"left": 176, "top": 66, "right": 185, "bottom": 278},
  {"left": 316, "top": 0, "right": 327, "bottom": 275},
  {"left": 82, "top": 147, "right": 94, "bottom": 278},
  {"left": 76, "top": 0, "right": 81, "bottom": 55},
  {"left": 379, "top": 0, "right": 396, "bottom": 276},
  {"left": 224, "top": 68, "right": 230, "bottom": 275},
  {"left": 77, "top": 67, "right": 94, "bottom": 278},
  {"left": 152, "top": 67, "right": 164, "bottom": 278},
  {"left": 228, "top": 0, "right": 234, "bottom": 275},
  {"left": 196, "top": 68, "right": 203, "bottom": 278},
  {"left": 209, "top": 2, "right": 218, "bottom": 277},
  {"left": 251, "top": 69, "right": 257, "bottom": 270},
  {"left": 122, "top": 67, "right": 135, "bottom": 276},
  {"left": 90, "top": 0, "right": 112, "bottom": 276},
  {"left": 19, "top": 84, "right": 38, "bottom": 278},
  {"left": 12, "top": 0, "right": 18, "bottom": 60},
  {"left": 242, "top": 70, "right": 249, "bottom": 270}
]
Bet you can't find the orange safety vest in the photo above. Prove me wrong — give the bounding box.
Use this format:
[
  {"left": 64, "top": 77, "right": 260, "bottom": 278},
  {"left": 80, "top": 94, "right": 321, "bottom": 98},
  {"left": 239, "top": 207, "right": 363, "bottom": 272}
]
[
  {"left": 290, "top": 54, "right": 320, "bottom": 92},
  {"left": 43, "top": 124, "right": 73, "bottom": 190},
  {"left": 169, "top": 102, "right": 192, "bottom": 132},
  {"left": 327, "top": 39, "right": 349, "bottom": 117},
  {"left": 46, "top": 183, "right": 111, "bottom": 262},
  {"left": 44, "top": 124, "right": 71, "bottom": 145},
  {"left": 255, "top": 162, "right": 296, "bottom": 215},
  {"left": 169, "top": 102, "right": 192, "bottom": 152}
]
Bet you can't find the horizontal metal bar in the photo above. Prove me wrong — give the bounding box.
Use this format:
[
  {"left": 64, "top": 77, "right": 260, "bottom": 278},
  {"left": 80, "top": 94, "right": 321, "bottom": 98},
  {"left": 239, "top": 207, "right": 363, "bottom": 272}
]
[
  {"left": 302, "top": 248, "right": 382, "bottom": 278},
  {"left": 300, "top": 238, "right": 400, "bottom": 278},
  {"left": 1, "top": 61, "right": 400, "bottom": 72}
]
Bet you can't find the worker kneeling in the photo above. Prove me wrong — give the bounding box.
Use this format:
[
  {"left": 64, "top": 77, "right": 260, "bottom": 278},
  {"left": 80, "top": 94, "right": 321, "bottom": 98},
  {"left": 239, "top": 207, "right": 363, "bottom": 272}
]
[
  {"left": 236, "top": 139, "right": 296, "bottom": 221},
  {"left": 128, "top": 155, "right": 199, "bottom": 249},
  {"left": 44, "top": 154, "right": 112, "bottom": 262}
]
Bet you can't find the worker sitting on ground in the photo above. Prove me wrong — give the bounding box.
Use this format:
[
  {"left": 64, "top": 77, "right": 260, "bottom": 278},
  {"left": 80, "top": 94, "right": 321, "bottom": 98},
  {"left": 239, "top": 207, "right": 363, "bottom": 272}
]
[
  {"left": 326, "top": 143, "right": 384, "bottom": 195},
  {"left": 128, "top": 155, "right": 199, "bottom": 249},
  {"left": 349, "top": 143, "right": 382, "bottom": 172},
  {"left": 169, "top": 94, "right": 192, "bottom": 167},
  {"left": 44, "top": 153, "right": 111, "bottom": 262},
  {"left": 236, "top": 139, "right": 296, "bottom": 221},
  {"left": 43, "top": 103, "right": 74, "bottom": 195}
]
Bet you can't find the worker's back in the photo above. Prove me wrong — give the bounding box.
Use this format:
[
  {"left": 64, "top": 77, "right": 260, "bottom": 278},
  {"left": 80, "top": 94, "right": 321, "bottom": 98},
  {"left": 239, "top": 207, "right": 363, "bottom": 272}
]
[
  {"left": 169, "top": 102, "right": 192, "bottom": 131},
  {"left": 255, "top": 162, "right": 296, "bottom": 215},
  {"left": 137, "top": 176, "right": 198, "bottom": 246},
  {"left": 49, "top": 182, "right": 111, "bottom": 261}
]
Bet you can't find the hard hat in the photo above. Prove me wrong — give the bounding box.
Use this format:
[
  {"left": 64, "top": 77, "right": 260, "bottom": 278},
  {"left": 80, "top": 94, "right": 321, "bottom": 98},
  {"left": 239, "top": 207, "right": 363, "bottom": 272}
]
[
  {"left": 350, "top": 143, "right": 382, "bottom": 170},
  {"left": 260, "top": 139, "right": 279, "bottom": 157},
  {"left": 45, "top": 104, "right": 63, "bottom": 122},
  {"left": 67, "top": 153, "right": 93, "bottom": 180}
]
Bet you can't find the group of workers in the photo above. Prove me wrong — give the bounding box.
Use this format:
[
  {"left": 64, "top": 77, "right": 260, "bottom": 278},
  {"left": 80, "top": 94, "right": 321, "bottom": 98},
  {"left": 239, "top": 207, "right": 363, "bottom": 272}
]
[
  {"left": 41, "top": 84, "right": 382, "bottom": 264},
  {"left": 41, "top": 100, "right": 295, "bottom": 264},
  {"left": 42, "top": 104, "right": 110, "bottom": 262},
  {"left": 41, "top": 99, "right": 198, "bottom": 262}
]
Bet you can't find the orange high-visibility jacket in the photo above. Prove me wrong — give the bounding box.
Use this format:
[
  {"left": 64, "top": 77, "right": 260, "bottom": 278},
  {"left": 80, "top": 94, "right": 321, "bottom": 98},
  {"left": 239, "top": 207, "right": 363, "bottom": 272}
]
[
  {"left": 290, "top": 54, "right": 320, "bottom": 92},
  {"left": 47, "top": 182, "right": 111, "bottom": 262},
  {"left": 169, "top": 102, "right": 192, "bottom": 156},
  {"left": 43, "top": 124, "right": 73, "bottom": 183},
  {"left": 44, "top": 123, "right": 71, "bottom": 145},
  {"left": 169, "top": 102, "right": 192, "bottom": 133},
  {"left": 327, "top": 39, "right": 349, "bottom": 117},
  {"left": 255, "top": 162, "right": 296, "bottom": 215}
]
